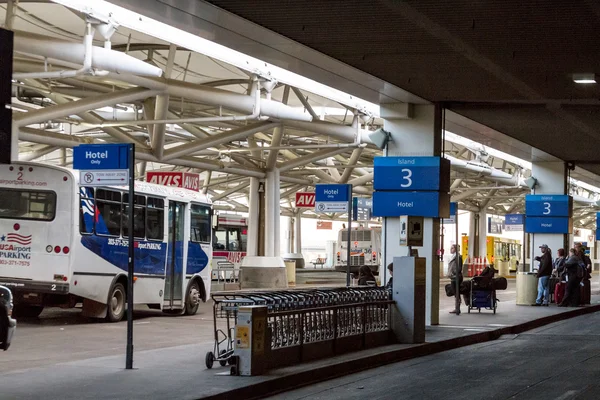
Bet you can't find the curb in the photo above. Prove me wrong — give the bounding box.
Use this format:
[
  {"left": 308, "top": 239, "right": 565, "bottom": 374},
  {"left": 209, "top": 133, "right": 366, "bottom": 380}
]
[{"left": 200, "top": 304, "right": 600, "bottom": 400}]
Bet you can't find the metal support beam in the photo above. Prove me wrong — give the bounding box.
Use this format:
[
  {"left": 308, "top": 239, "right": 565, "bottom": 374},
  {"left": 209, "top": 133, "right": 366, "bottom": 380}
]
[
  {"left": 19, "top": 145, "right": 58, "bottom": 161},
  {"left": 161, "top": 122, "right": 276, "bottom": 161},
  {"left": 292, "top": 86, "right": 319, "bottom": 120},
  {"left": 348, "top": 172, "right": 373, "bottom": 186},
  {"left": 210, "top": 181, "right": 250, "bottom": 202},
  {"left": 151, "top": 94, "right": 169, "bottom": 159},
  {"left": 266, "top": 126, "right": 283, "bottom": 169},
  {"left": 339, "top": 147, "right": 364, "bottom": 183},
  {"left": 278, "top": 148, "right": 350, "bottom": 172},
  {"left": 15, "top": 88, "right": 161, "bottom": 127}
]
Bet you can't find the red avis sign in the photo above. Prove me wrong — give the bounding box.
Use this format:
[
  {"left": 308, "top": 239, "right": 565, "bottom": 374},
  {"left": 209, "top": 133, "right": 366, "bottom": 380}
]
[
  {"left": 295, "top": 192, "right": 315, "bottom": 208},
  {"left": 146, "top": 172, "right": 200, "bottom": 191}
]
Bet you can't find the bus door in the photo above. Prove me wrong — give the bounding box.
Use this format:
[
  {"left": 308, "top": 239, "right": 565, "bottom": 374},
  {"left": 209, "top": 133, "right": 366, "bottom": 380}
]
[{"left": 164, "top": 201, "right": 185, "bottom": 309}]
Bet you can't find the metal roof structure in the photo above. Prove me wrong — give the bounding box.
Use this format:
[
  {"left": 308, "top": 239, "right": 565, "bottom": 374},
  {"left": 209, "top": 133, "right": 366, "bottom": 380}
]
[{"left": 3, "top": 1, "right": 600, "bottom": 229}]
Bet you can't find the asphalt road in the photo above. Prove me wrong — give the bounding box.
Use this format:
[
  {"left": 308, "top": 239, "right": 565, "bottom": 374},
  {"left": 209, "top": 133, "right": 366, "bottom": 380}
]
[
  {"left": 0, "top": 302, "right": 216, "bottom": 373},
  {"left": 269, "top": 311, "right": 600, "bottom": 400}
]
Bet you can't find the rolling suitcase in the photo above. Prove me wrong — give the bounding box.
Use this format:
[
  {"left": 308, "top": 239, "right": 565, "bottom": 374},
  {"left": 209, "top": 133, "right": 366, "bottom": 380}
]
[
  {"left": 555, "top": 282, "right": 566, "bottom": 305},
  {"left": 580, "top": 279, "right": 591, "bottom": 305}
]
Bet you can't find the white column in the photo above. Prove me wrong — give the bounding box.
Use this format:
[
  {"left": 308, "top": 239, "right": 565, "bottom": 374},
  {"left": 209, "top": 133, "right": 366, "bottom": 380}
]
[
  {"left": 246, "top": 177, "right": 260, "bottom": 257},
  {"left": 530, "top": 158, "right": 567, "bottom": 268},
  {"left": 478, "top": 211, "right": 488, "bottom": 260},
  {"left": 295, "top": 211, "right": 303, "bottom": 255},
  {"left": 383, "top": 104, "right": 441, "bottom": 326},
  {"left": 265, "top": 169, "right": 281, "bottom": 257},
  {"left": 468, "top": 211, "right": 476, "bottom": 258},
  {"left": 286, "top": 217, "right": 294, "bottom": 254}
]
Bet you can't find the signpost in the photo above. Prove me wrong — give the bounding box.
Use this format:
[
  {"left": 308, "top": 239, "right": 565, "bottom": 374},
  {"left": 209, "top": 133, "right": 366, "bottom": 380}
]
[
  {"left": 315, "top": 184, "right": 352, "bottom": 285},
  {"left": 352, "top": 197, "right": 372, "bottom": 221},
  {"left": 0, "top": 28, "right": 13, "bottom": 164},
  {"left": 73, "top": 143, "right": 135, "bottom": 370},
  {"left": 504, "top": 214, "right": 525, "bottom": 232}
]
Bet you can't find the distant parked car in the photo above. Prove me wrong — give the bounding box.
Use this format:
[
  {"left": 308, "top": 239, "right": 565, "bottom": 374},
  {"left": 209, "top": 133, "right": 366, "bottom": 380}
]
[{"left": 0, "top": 286, "right": 16, "bottom": 351}]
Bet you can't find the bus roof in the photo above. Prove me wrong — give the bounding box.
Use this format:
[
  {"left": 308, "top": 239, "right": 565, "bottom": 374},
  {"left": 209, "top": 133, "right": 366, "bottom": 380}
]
[{"left": 8, "top": 162, "right": 211, "bottom": 204}]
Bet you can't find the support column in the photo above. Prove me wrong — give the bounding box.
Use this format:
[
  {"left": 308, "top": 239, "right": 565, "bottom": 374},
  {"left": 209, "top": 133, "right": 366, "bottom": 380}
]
[
  {"left": 478, "top": 211, "right": 488, "bottom": 260},
  {"left": 286, "top": 217, "right": 294, "bottom": 254},
  {"left": 264, "top": 169, "right": 281, "bottom": 257},
  {"left": 295, "top": 210, "right": 303, "bottom": 256},
  {"left": 246, "top": 177, "right": 260, "bottom": 257},
  {"left": 530, "top": 159, "right": 568, "bottom": 268},
  {"left": 468, "top": 211, "right": 477, "bottom": 258},
  {"left": 382, "top": 104, "right": 442, "bottom": 326}
]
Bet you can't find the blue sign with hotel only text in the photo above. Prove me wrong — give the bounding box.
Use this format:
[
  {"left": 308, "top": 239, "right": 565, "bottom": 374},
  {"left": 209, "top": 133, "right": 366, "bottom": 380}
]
[
  {"left": 525, "top": 217, "right": 572, "bottom": 234},
  {"left": 505, "top": 214, "right": 525, "bottom": 225},
  {"left": 73, "top": 144, "right": 130, "bottom": 170},
  {"left": 372, "top": 191, "right": 450, "bottom": 218},
  {"left": 525, "top": 194, "right": 572, "bottom": 217},
  {"left": 315, "top": 184, "right": 351, "bottom": 202},
  {"left": 373, "top": 156, "right": 451, "bottom": 192}
]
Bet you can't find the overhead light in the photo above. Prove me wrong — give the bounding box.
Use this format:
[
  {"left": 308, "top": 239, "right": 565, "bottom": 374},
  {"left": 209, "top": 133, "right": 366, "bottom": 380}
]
[
  {"left": 524, "top": 176, "right": 538, "bottom": 190},
  {"left": 573, "top": 73, "right": 597, "bottom": 84}
]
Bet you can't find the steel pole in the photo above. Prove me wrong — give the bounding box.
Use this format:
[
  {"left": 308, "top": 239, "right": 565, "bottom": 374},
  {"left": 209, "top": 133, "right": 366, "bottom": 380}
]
[
  {"left": 346, "top": 184, "right": 352, "bottom": 287},
  {"left": 125, "top": 143, "right": 135, "bottom": 369}
]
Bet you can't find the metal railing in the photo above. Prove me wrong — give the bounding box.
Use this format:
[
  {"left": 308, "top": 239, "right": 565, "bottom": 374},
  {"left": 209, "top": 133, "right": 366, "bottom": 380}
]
[{"left": 210, "top": 287, "right": 394, "bottom": 370}]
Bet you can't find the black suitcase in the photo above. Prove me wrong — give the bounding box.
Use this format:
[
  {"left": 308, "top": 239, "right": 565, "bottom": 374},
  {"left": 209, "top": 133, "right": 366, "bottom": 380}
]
[
  {"left": 445, "top": 283, "right": 455, "bottom": 297},
  {"left": 493, "top": 277, "right": 508, "bottom": 291}
]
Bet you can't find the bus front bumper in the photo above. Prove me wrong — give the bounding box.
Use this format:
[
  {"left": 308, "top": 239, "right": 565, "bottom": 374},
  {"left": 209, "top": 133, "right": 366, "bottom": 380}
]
[{"left": 0, "top": 278, "right": 69, "bottom": 295}]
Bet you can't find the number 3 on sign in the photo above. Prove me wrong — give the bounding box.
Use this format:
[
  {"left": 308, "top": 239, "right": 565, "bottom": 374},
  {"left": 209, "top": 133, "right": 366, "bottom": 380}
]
[
  {"left": 543, "top": 202, "right": 551, "bottom": 215},
  {"left": 400, "top": 168, "right": 412, "bottom": 188}
]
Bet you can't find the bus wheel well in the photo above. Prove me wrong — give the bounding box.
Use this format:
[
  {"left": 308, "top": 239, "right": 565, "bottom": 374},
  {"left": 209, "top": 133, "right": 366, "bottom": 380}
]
[
  {"left": 114, "top": 274, "right": 129, "bottom": 299},
  {"left": 189, "top": 276, "right": 207, "bottom": 303}
]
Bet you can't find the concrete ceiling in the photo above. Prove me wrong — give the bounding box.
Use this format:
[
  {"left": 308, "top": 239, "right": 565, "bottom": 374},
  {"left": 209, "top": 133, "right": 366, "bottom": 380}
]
[{"left": 204, "top": 0, "right": 600, "bottom": 176}]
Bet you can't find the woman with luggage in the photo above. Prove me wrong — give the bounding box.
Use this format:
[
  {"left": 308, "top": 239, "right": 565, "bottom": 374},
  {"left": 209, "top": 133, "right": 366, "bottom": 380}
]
[
  {"left": 559, "top": 248, "right": 582, "bottom": 307},
  {"left": 549, "top": 248, "right": 566, "bottom": 303}
]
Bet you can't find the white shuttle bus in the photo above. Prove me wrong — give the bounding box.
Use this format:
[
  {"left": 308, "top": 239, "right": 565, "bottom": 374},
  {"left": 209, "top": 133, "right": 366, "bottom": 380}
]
[
  {"left": 335, "top": 227, "right": 381, "bottom": 274},
  {"left": 0, "top": 162, "right": 212, "bottom": 321}
]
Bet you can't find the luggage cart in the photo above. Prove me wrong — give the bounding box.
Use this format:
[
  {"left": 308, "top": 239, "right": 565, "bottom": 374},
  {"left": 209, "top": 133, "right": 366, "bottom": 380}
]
[{"left": 467, "top": 276, "right": 498, "bottom": 314}]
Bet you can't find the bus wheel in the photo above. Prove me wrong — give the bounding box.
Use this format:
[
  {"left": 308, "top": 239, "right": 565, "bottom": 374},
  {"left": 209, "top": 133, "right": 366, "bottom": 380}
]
[
  {"left": 185, "top": 281, "right": 201, "bottom": 315},
  {"left": 106, "top": 283, "right": 126, "bottom": 322},
  {"left": 13, "top": 305, "right": 44, "bottom": 318}
]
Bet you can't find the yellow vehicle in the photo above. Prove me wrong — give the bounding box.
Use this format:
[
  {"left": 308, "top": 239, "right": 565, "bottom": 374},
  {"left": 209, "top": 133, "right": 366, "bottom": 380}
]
[{"left": 486, "top": 237, "right": 521, "bottom": 277}]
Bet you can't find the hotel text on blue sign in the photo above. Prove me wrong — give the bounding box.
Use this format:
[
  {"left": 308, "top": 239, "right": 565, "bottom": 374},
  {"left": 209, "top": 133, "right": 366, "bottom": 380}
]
[
  {"left": 525, "top": 194, "right": 572, "bottom": 217},
  {"left": 373, "top": 156, "right": 450, "bottom": 191},
  {"left": 525, "top": 217, "right": 572, "bottom": 234},
  {"left": 372, "top": 191, "right": 450, "bottom": 218},
  {"left": 505, "top": 214, "right": 525, "bottom": 225},
  {"left": 73, "top": 144, "right": 130, "bottom": 170},
  {"left": 315, "top": 184, "right": 351, "bottom": 203}
]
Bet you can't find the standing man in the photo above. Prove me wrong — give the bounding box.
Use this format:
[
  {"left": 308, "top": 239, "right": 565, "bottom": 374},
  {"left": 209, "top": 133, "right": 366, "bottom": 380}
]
[
  {"left": 447, "top": 244, "right": 463, "bottom": 315},
  {"left": 535, "top": 244, "right": 553, "bottom": 306}
]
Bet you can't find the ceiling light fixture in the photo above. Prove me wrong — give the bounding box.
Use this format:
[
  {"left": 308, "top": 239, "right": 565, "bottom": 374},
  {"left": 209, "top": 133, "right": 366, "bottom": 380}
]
[{"left": 572, "top": 73, "right": 597, "bottom": 84}]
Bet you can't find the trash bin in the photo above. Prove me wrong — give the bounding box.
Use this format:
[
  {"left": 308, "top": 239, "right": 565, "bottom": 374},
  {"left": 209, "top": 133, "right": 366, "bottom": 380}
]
[
  {"left": 516, "top": 272, "right": 538, "bottom": 305},
  {"left": 284, "top": 260, "right": 296, "bottom": 286}
]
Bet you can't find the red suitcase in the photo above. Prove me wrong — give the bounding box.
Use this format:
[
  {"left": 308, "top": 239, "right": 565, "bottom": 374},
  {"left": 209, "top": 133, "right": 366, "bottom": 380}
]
[
  {"left": 580, "top": 279, "right": 591, "bottom": 305},
  {"left": 555, "top": 282, "right": 566, "bottom": 305}
]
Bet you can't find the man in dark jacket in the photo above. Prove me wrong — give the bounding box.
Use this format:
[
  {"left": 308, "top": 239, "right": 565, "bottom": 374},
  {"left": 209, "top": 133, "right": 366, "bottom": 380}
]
[
  {"left": 447, "top": 245, "right": 463, "bottom": 315},
  {"left": 535, "top": 244, "right": 553, "bottom": 306}
]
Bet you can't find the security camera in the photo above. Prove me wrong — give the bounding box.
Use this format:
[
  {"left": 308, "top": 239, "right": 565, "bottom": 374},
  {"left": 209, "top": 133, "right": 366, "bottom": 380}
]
[
  {"left": 524, "top": 176, "right": 538, "bottom": 190},
  {"left": 368, "top": 128, "right": 392, "bottom": 150}
]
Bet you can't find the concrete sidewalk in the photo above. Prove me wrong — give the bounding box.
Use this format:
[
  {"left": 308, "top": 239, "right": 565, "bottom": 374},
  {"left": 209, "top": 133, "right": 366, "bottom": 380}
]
[{"left": 1, "top": 282, "right": 598, "bottom": 400}]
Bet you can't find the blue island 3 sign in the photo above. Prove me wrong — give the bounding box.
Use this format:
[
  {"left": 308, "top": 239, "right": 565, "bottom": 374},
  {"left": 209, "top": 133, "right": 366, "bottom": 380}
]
[
  {"left": 372, "top": 156, "right": 450, "bottom": 218},
  {"left": 525, "top": 194, "right": 572, "bottom": 234}
]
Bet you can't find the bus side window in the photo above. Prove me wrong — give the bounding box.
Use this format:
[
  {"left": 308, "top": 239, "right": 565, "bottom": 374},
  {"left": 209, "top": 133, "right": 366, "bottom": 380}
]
[
  {"left": 190, "top": 204, "right": 211, "bottom": 243},
  {"left": 146, "top": 197, "right": 164, "bottom": 241},
  {"left": 123, "top": 194, "right": 146, "bottom": 239},
  {"left": 95, "top": 189, "right": 121, "bottom": 236}
]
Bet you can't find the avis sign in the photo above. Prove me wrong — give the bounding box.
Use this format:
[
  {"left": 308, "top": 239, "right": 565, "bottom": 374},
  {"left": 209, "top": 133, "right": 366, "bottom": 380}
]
[
  {"left": 295, "top": 192, "right": 315, "bottom": 208},
  {"left": 146, "top": 172, "right": 200, "bottom": 191}
]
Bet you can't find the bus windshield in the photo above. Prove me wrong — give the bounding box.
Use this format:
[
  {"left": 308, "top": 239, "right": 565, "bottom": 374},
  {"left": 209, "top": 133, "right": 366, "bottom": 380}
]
[{"left": 0, "top": 188, "right": 56, "bottom": 221}]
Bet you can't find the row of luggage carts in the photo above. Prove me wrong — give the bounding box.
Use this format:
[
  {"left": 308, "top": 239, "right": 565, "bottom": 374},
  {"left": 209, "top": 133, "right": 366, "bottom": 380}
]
[{"left": 206, "top": 287, "right": 391, "bottom": 369}]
